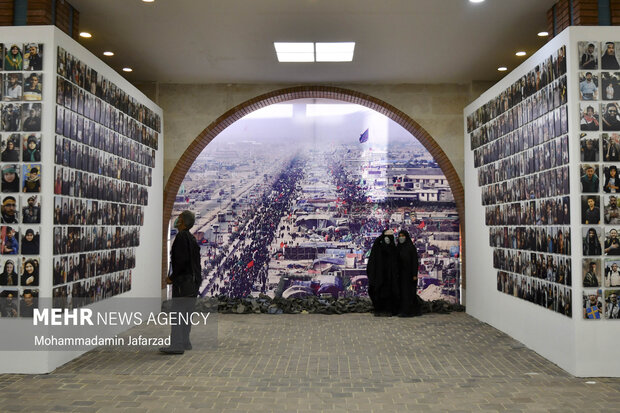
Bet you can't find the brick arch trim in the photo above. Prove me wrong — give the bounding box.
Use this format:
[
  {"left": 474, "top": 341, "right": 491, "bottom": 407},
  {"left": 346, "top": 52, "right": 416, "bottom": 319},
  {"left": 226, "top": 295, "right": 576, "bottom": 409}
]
[{"left": 162, "top": 85, "right": 466, "bottom": 288}]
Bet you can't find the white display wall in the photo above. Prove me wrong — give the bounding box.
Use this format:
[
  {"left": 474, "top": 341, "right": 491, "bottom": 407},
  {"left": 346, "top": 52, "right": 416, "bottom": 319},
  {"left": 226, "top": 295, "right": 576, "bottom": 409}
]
[
  {"left": 0, "top": 26, "right": 163, "bottom": 374},
  {"left": 465, "top": 26, "right": 620, "bottom": 377}
]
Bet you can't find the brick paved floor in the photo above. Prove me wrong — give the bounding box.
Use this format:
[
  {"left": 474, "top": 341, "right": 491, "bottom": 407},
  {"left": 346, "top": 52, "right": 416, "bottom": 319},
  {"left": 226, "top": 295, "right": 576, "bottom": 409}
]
[{"left": 1, "top": 312, "right": 619, "bottom": 412}]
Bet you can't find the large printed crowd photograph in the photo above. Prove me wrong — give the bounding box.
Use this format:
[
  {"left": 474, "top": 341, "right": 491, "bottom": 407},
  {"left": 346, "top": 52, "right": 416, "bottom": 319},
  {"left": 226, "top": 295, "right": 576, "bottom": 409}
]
[{"left": 170, "top": 100, "right": 460, "bottom": 304}]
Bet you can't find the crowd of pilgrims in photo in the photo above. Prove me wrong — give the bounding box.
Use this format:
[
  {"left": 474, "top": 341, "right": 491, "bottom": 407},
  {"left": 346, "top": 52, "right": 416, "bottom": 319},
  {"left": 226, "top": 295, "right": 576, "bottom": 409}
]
[{"left": 201, "top": 157, "right": 304, "bottom": 297}]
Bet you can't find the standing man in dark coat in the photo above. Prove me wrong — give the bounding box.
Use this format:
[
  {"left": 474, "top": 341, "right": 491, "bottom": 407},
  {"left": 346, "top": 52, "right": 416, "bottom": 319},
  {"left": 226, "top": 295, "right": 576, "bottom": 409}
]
[
  {"left": 160, "top": 210, "right": 201, "bottom": 354},
  {"left": 366, "top": 229, "right": 399, "bottom": 316},
  {"left": 396, "top": 230, "right": 422, "bottom": 317}
]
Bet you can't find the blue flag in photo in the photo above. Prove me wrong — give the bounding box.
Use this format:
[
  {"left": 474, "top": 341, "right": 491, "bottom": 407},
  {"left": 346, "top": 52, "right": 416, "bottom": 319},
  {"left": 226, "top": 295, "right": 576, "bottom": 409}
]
[{"left": 359, "top": 128, "right": 369, "bottom": 143}]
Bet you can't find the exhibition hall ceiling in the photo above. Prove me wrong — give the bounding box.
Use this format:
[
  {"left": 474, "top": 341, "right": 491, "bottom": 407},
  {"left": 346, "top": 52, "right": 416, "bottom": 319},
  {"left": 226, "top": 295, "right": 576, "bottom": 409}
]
[{"left": 70, "top": 0, "right": 556, "bottom": 84}]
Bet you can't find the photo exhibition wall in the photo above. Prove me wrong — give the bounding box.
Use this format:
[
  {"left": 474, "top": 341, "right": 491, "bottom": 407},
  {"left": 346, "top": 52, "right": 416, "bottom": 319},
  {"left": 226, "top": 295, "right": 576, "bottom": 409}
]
[
  {"left": 465, "top": 26, "right": 620, "bottom": 377},
  {"left": 0, "top": 26, "right": 163, "bottom": 374},
  {"left": 170, "top": 100, "right": 460, "bottom": 304}
]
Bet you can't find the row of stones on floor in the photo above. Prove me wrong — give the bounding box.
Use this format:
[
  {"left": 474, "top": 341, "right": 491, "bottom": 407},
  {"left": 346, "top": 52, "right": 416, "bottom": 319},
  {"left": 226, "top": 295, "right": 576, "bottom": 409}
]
[{"left": 163, "top": 295, "right": 465, "bottom": 315}]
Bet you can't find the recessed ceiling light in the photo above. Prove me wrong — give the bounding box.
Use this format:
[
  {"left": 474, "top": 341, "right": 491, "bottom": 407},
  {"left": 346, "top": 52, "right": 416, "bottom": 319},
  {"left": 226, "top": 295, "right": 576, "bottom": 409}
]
[
  {"left": 469, "top": 0, "right": 485, "bottom": 3},
  {"left": 315, "top": 42, "right": 355, "bottom": 62},
  {"left": 538, "top": 31, "right": 549, "bottom": 37},
  {"left": 79, "top": 32, "right": 92, "bottom": 38},
  {"left": 274, "top": 42, "right": 314, "bottom": 62},
  {"left": 103, "top": 51, "right": 114, "bottom": 57},
  {"left": 122, "top": 67, "right": 133, "bottom": 72},
  {"left": 515, "top": 51, "right": 527, "bottom": 57},
  {"left": 142, "top": 0, "right": 155, "bottom": 2},
  {"left": 498, "top": 67, "right": 508, "bottom": 72}
]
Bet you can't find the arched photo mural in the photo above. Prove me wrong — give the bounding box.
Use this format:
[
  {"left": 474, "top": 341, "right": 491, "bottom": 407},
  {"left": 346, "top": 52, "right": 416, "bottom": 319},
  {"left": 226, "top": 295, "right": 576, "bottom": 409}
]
[{"left": 165, "top": 89, "right": 464, "bottom": 303}]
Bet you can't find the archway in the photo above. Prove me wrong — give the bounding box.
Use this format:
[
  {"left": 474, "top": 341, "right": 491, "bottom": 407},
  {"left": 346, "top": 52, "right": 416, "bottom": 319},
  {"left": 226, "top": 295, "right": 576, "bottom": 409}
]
[{"left": 162, "top": 86, "right": 465, "bottom": 290}]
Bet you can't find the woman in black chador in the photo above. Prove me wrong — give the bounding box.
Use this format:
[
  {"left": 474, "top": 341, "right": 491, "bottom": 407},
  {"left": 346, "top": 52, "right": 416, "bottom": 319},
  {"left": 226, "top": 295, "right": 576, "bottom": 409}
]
[
  {"left": 366, "top": 229, "right": 400, "bottom": 316},
  {"left": 396, "top": 230, "right": 422, "bottom": 317}
]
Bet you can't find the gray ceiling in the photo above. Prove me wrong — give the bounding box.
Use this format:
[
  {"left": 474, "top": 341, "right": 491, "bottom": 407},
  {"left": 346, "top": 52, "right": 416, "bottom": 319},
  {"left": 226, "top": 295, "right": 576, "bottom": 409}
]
[{"left": 70, "top": 0, "right": 557, "bottom": 84}]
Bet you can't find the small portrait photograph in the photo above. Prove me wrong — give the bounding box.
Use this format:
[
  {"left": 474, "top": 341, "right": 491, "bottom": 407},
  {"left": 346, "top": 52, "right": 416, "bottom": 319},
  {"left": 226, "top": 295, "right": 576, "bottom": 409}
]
[
  {"left": 2, "top": 73, "right": 21, "bottom": 101},
  {"left": 583, "top": 259, "right": 601, "bottom": 287},
  {"left": 22, "top": 164, "right": 40, "bottom": 193},
  {"left": 20, "top": 227, "right": 39, "bottom": 255},
  {"left": 0, "top": 258, "right": 18, "bottom": 286},
  {"left": 601, "top": 72, "right": 620, "bottom": 100},
  {"left": 57, "top": 47, "right": 66, "bottom": 77},
  {"left": 583, "top": 289, "right": 603, "bottom": 319},
  {"left": 1, "top": 103, "right": 20, "bottom": 132},
  {"left": 581, "top": 195, "right": 601, "bottom": 225},
  {"left": 1, "top": 134, "right": 19, "bottom": 162},
  {"left": 0, "top": 226, "right": 18, "bottom": 255},
  {"left": 601, "top": 102, "right": 620, "bottom": 131},
  {"left": 22, "top": 133, "right": 40, "bottom": 162},
  {"left": 580, "top": 102, "right": 600, "bottom": 131},
  {"left": 603, "top": 165, "right": 620, "bottom": 193},
  {"left": 579, "top": 41, "right": 598, "bottom": 70},
  {"left": 20, "top": 257, "right": 38, "bottom": 287},
  {"left": 1, "top": 164, "right": 19, "bottom": 193},
  {"left": 0, "top": 195, "right": 18, "bottom": 224},
  {"left": 53, "top": 196, "right": 62, "bottom": 225},
  {"left": 583, "top": 227, "right": 603, "bottom": 256},
  {"left": 579, "top": 71, "right": 598, "bottom": 100},
  {"left": 4, "top": 44, "right": 22, "bottom": 71},
  {"left": 602, "top": 41, "right": 620, "bottom": 70},
  {"left": 21, "top": 194, "right": 40, "bottom": 224},
  {"left": 77, "top": 88, "right": 84, "bottom": 115},
  {"left": 605, "top": 290, "right": 620, "bottom": 319},
  {"left": 52, "top": 285, "right": 67, "bottom": 310},
  {"left": 56, "top": 77, "right": 65, "bottom": 106},
  {"left": 603, "top": 132, "right": 620, "bottom": 161},
  {"left": 62, "top": 112, "right": 71, "bottom": 141},
  {"left": 71, "top": 83, "right": 78, "bottom": 112},
  {"left": 21, "top": 103, "right": 41, "bottom": 132},
  {"left": 63, "top": 78, "right": 72, "bottom": 108},
  {"left": 605, "top": 227, "right": 620, "bottom": 256},
  {"left": 23, "top": 43, "right": 42, "bottom": 71},
  {"left": 19, "top": 288, "right": 37, "bottom": 317},
  {"left": 53, "top": 256, "right": 66, "bottom": 286},
  {"left": 54, "top": 136, "right": 63, "bottom": 166},
  {"left": 55, "top": 106, "right": 64, "bottom": 135},
  {"left": 580, "top": 133, "right": 599, "bottom": 161},
  {"left": 604, "top": 260, "right": 620, "bottom": 288},
  {"left": 22, "top": 73, "right": 42, "bottom": 101},
  {"left": 0, "top": 289, "right": 18, "bottom": 317},
  {"left": 580, "top": 163, "right": 599, "bottom": 193},
  {"left": 604, "top": 194, "right": 620, "bottom": 224}
]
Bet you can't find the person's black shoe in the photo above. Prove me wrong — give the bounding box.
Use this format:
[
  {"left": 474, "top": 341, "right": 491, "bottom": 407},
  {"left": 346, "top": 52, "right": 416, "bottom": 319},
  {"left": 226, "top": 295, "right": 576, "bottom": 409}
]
[
  {"left": 159, "top": 347, "right": 184, "bottom": 355},
  {"left": 397, "top": 313, "right": 415, "bottom": 318}
]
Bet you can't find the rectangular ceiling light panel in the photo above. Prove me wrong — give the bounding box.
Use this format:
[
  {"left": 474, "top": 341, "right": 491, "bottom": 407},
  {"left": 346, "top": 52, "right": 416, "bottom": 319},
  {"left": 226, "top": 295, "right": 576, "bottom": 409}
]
[
  {"left": 274, "top": 42, "right": 315, "bottom": 62},
  {"left": 315, "top": 42, "right": 355, "bottom": 62}
]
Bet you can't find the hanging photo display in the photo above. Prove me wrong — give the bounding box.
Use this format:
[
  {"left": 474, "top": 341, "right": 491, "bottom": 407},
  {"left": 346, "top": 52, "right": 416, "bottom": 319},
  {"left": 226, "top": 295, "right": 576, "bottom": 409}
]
[
  {"left": 0, "top": 43, "right": 43, "bottom": 317},
  {"left": 467, "top": 45, "right": 572, "bottom": 317},
  {"left": 51, "top": 46, "right": 160, "bottom": 310},
  {"left": 577, "top": 40, "right": 620, "bottom": 320}
]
